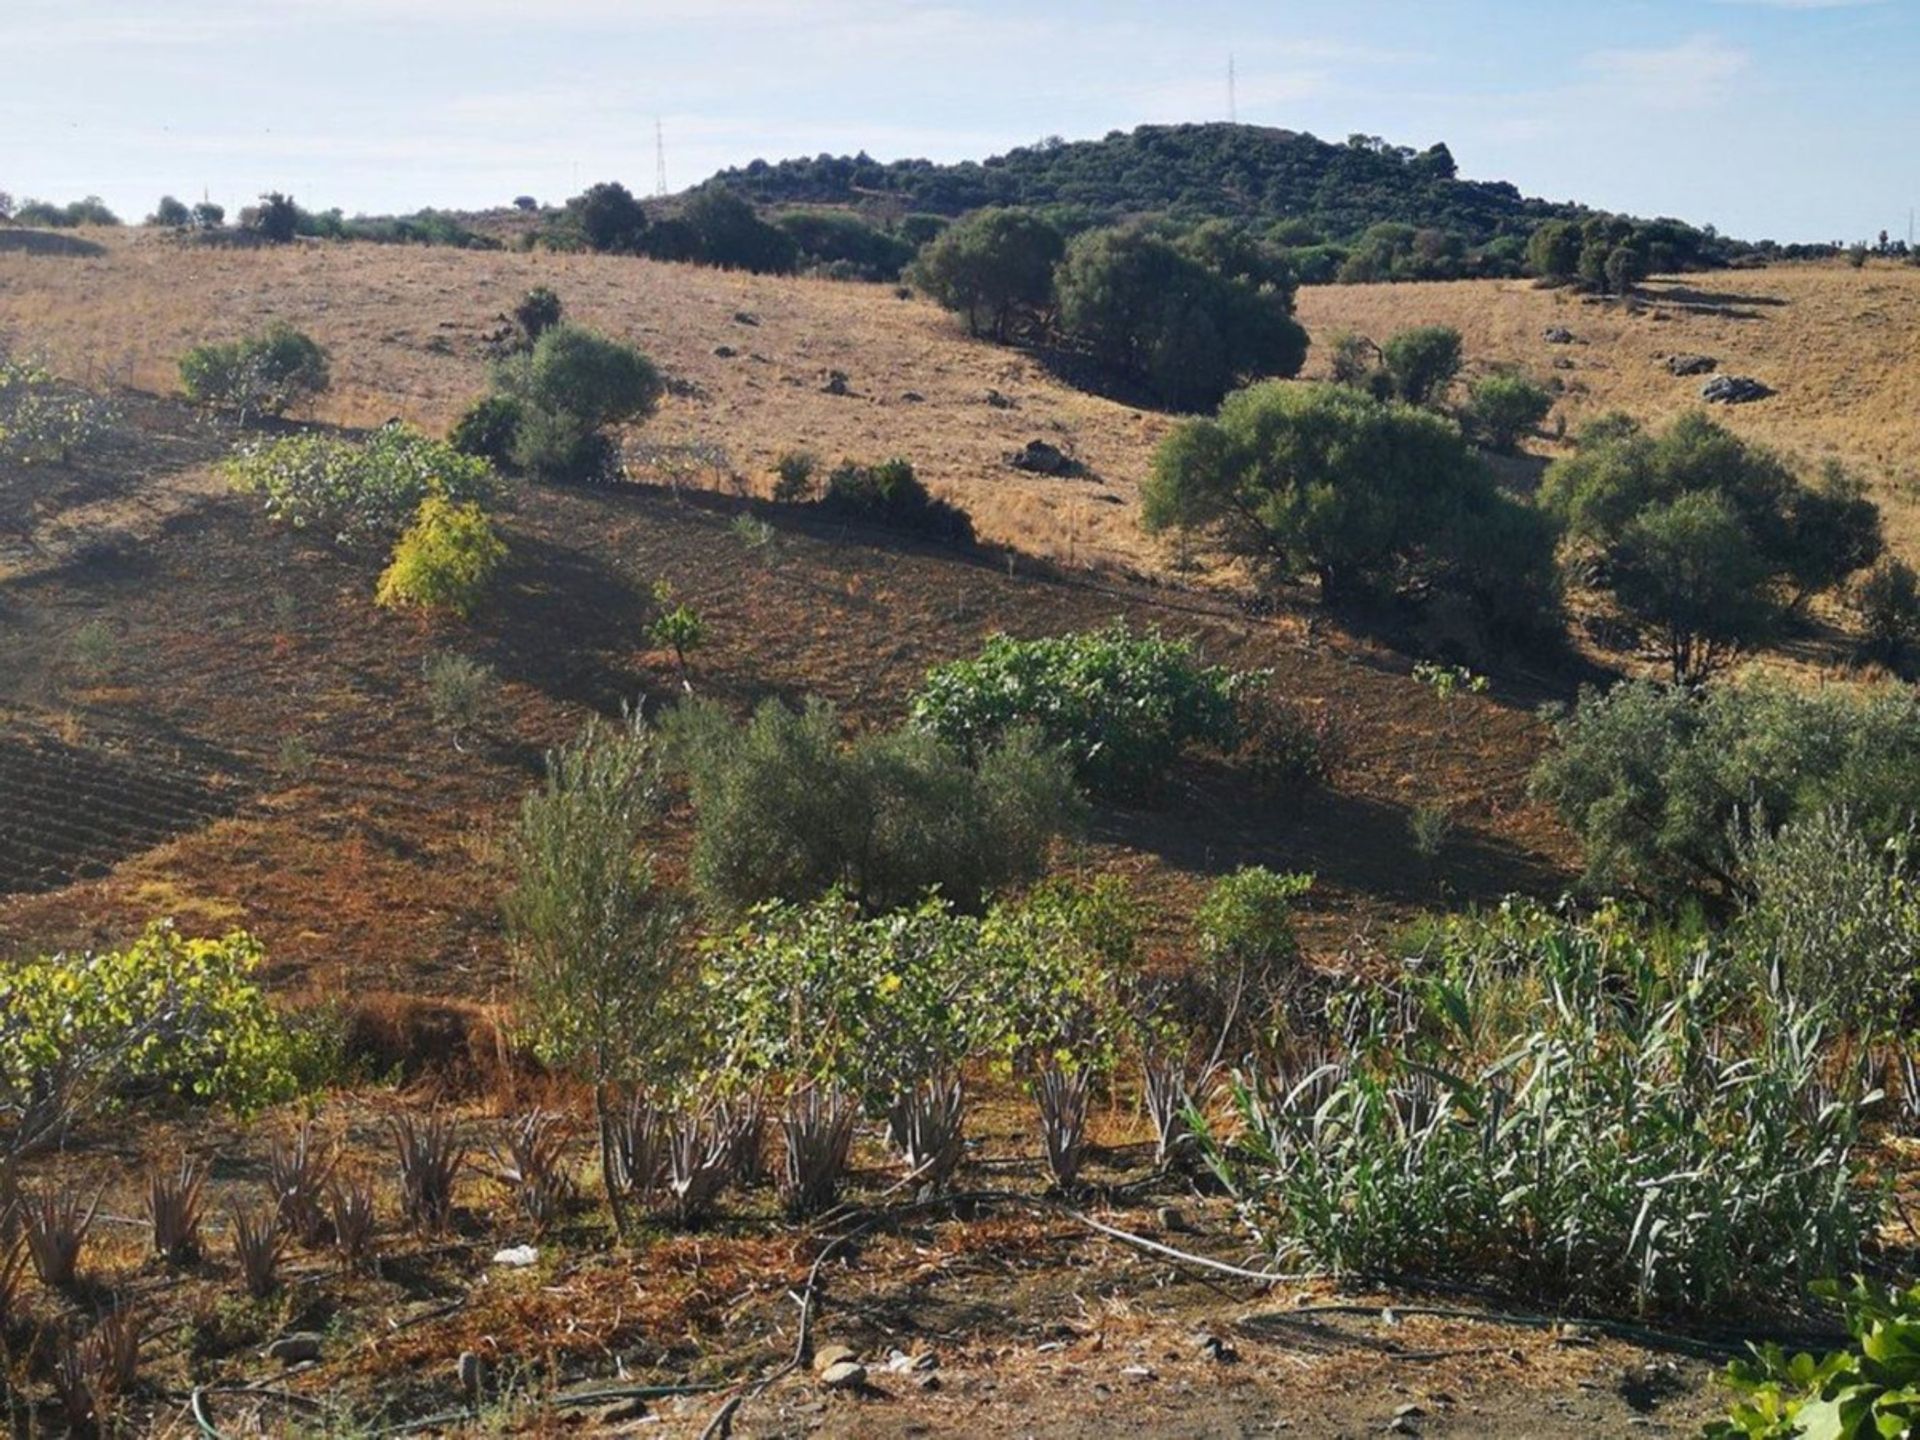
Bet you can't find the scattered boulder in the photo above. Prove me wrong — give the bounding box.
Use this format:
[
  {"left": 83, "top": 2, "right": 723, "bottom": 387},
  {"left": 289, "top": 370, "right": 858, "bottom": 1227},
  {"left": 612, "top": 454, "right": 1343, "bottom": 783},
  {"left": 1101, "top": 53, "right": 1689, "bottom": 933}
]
[
  {"left": 812, "top": 1343, "right": 859, "bottom": 1375},
  {"left": 732, "top": 310, "right": 760, "bottom": 326},
  {"left": 492, "top": 1244, "right": 539, "bottom": 1267},
  {"left": 901, "top": 390, "right": 925, "bottom": 403},
  {"left": 265, "top": 1333, "right": 323, "bottom": 1365},
  {"left": 1542, "top": 327, "right": 1577, "bottom": 345},
  {"left": 1665, "top": 353, "right": 1716, "bottom": 377},
  {"left": 984, "top": 388, "right": 1015, "bottom": 409},
  {"left": 712, "top": 345, "right": 737, "bottom": 358},
  {"left": 821, "top": 370, "right": 851, "bottom": 396},
  {"left": 820, "top": 1360, "right": 867, "bottom": 1391},
  {"left": 1006, "top": 438, "right": 1073, "bottom": 476},
  {"left": 1702, "top": 374, "right": 1773, "bottom": 405}
]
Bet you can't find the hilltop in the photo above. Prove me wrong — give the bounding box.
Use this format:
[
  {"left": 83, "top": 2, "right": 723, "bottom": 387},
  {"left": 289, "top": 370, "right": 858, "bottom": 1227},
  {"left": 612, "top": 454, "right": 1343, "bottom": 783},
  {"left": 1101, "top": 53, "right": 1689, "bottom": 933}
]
[{"left": 718, "top": 122, "right": 1666, "bottom": 245}]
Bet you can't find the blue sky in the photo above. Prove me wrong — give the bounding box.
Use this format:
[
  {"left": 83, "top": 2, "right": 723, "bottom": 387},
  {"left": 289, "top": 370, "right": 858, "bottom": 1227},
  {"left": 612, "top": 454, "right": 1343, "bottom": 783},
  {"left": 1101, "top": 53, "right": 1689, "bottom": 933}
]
[{"left": 3, "top": 0, "right": 1913, "bottom": 242}]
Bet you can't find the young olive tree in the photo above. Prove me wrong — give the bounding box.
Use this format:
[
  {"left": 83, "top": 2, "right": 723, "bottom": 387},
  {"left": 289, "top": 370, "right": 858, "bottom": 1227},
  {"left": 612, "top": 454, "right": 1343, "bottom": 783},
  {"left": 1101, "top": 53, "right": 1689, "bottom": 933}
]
[{"left": 503, "top": 710, "right": 688, "bottom": 1236}]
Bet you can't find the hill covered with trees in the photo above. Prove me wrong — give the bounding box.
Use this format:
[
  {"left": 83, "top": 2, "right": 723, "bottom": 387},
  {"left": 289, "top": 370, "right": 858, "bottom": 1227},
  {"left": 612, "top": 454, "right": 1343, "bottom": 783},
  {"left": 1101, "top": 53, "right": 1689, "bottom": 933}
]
[{"left": 717, "top": 123, "right": 1634, "bottom": 248}]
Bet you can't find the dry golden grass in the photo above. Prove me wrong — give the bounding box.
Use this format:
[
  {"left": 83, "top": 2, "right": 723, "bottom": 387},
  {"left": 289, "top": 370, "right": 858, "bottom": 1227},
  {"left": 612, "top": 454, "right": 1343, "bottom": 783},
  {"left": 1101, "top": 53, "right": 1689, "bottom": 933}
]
[
  {"left": 1296, "top": 262, "right": 1920, "bottom": 555},
  {"left": 0, "top": 228, "right": 1173, "bottom": 573}
]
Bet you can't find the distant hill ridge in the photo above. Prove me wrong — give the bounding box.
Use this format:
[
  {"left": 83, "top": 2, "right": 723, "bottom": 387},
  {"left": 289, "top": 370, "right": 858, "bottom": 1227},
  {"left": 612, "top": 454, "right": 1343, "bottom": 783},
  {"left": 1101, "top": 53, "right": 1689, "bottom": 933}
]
[{"left": 712, "top": 122, "right": 1606, "bottom": 246}]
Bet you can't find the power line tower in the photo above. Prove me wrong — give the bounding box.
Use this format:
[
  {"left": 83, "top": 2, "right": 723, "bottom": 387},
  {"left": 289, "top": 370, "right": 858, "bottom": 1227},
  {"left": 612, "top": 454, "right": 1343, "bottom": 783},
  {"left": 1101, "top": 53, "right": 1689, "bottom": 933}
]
[
  {"left": 1228, "top": 54, "right": 1237, "bottom": 124},
  {"left": 655, "top": 118, "right": 668, "bottom": 198}
]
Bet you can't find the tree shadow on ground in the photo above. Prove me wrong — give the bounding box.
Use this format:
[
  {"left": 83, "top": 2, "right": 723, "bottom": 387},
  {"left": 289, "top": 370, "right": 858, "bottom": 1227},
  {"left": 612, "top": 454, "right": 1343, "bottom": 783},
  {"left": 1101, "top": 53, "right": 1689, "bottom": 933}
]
[
  {"left": 476, "top": 531, "right": 660, "bottom": 718},
  {"left": 1637, "top": 282, "right": 1789, "bottom": 311},
  {"left": 0, "top": 230, "right": 106, "bottom": 258},
  {"left": 1093, "top": 774, "right": 1569, "bottom": 912}
]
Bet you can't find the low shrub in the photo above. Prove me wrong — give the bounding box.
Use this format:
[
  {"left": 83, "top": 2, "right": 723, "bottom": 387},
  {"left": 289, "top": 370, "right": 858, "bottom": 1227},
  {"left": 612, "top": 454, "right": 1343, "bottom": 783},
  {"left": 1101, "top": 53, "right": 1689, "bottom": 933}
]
[
  {"left": 1204, "top": 904, "right": 1883, "bottom": 1313},
  {"left": 1853, "top": 556, "right": 1920, "bottom": 663},
  {"left": 1532, "top": 678, "right": 1920, "bottom": 901},
  {"left": 226, "top": 422, "right": 496, "bottom": 547},
  {"left": 818, "top": 457, "right": 973, "bottom": 542},
  {"left": 1464, "top": 372, "right": 1552, "bottom": 452},
  {"left": 663, "top": 696, "right": 1081, "bottom": 916},
  {"left": 0, "top": 355, "right": 119, "bottom": 466},
  {"left": 0, "top": 922, "right": 308, "bottom": 1156},
  {"left": 179, "top": 323, "right": 330, "bottom": 418},
  {"left": 376, "top": 497, "right": 506, "bottom": 618},
  {"left": 1733, "top": 808, "right": 1919, "bottom": 1034},
  {"left": 421, "top": 651, "right": 497, "bottom": 736},
  {"left": 509, "top": 404, "right": 617, "bottom": 484},
  {"left": 449, "top": 393, "right": 527, "bottom": 468},
  {"left": 477, "top": 323, "right": 661, "bottom": 483},
  {"left": 1381, "top": 325, "right": 1463, "bottom": 406},
  {"left": 909, "top": 622, "right": 1255, "bottom": 799},
  {"left": 771, "top": 449, "right": 819, "bottom": 503}
]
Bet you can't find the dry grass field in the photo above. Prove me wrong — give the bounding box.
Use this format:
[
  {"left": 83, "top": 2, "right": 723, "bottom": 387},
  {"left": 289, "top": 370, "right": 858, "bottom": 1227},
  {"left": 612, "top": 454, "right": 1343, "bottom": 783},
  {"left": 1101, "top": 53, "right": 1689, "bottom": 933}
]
[
  {"left": 0, "top": 228, "right": 1175, "bottom": 576},
  {"left": 0, "top": 232, "right": 1912, "bottom": 1436},
  {"left": 1298, "top": 263, "right": 1920, "bottom": 553}
]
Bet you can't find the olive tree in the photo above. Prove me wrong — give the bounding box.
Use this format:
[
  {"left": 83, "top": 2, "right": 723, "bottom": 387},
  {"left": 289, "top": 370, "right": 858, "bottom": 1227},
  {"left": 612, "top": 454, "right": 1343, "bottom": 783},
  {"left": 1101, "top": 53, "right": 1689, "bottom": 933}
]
[
  {"left": 1142, "top": 380, "right": 1549, "bottom": 611},
  {"left": 909, "top": 207, "right": 1064, "bottom": 341},
  {"left": 1540, "top": 412, "right": 1882, "bottom": 682},
  {"left": 504, "top": 710, "right": 688, "bottom": 1235},
  {"left": 1380, "top": 325, "right": 1462, "bottom": 407},
  {"left": 1054, "top": 227, "right": 1308, "bottom": 412}
]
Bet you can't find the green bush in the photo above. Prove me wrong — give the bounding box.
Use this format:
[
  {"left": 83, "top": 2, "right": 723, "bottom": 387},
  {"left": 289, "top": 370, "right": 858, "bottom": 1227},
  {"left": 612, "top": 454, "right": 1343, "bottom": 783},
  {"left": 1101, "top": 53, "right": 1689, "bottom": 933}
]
[
  {"left": 1143, "top": 381, "right": 1557, "bottom": 624},
  {"left": 509, "top": 404, "right": 617, "bottom": 484},
  {"left": 512, "top": 324, "right": 661, "bottom": 428},
  {"left": 485, "top": 324, "right": 661, "bottom": 483},
  {"left": 819, "top": 457, "right": 973, "bottom": 542},
  {"left": 150, "top": 195, "right": 192, "bottom": 228},
  {"left": 179, "top": 323, "right": 331, "bottom": 418},
  {"left": 909, "top": 207, "right": 1065, "bottom": 340},
  {"left": 1708, "top": 1278, "right": 1920, "bottom": 1439},
  {"left": 421, "top": 651, "right": 497, "bottom": 737},
  {"left": 909, "top": 622, "right": 1253, "bottom": 799},
  {"left": 570, "top": 181, "right": 649, "bottom": 253},
  {"left": 663, "top": 697, "right": 1081, "bottom": 916},
  {"left": 0, "top": 922, "right": 309, "bottom": 1153},
  {"left": 503, "top": 710, "right": 687, "bottom": 1230},
  {"left": 226, "top": 422, "right": 496, "bottom": 546},
  {"left": 777, "top": 210, "right": 918, "bottom": 281},
  {"left": 1732, "top": 808, "right": 1919, "bottom": 1034},
  {"left": 702, "top": 893, "right": 985, "bottom": 1105},
  {"left": 771, "top": 449, "right": 819, "bottom": 502},
  {"left": 0, "top": 355, "right": 119, "bottom": 466},
  {"left": 449, "top": 393, "right": 527, "bottom": 468},
  {"left": 247, "top": 192, "right": 301, "bottom": 244},
  {"left": 1527, "top": 220, "right": 1583, "bottom": 281},
  {"left": 1204, "top": 904, "right": 1882, "bottom": 1312},
  {"left": 1464, "top": 372, "right": 1552, "bottom": 451},
  {"left": 1853, "top": 556, "right": 1920, "bottom": 663},
  {"left": 375, "top": 496, "right": 506, "bottom": 618},
  {"left": 1531, "top": 678, "right": 1920, "bottom": 901},
  {"left": 1540, "top": 413, "right": 1882, "bottom": 682},
  {"left": 1380, "top": 325, "right": 1462, "bottom": 406}
]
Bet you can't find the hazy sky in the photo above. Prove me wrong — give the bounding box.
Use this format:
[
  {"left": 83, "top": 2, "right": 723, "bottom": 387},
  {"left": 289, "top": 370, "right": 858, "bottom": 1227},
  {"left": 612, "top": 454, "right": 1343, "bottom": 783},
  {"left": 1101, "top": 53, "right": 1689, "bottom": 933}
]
[{"left": 3, "top": 0, "right": 1914, "bottom": 242}]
